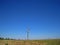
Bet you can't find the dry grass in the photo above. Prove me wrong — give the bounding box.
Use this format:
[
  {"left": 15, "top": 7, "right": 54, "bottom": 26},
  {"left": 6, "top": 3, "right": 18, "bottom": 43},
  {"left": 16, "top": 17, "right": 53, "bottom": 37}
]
[{"left": 0, "top": 39, "right": 60, "bottom": 45}]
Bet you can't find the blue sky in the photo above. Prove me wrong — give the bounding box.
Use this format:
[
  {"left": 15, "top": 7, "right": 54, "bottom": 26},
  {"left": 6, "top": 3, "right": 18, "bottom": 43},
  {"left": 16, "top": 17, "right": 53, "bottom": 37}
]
[{"left": 0, "top": 0, "right": 60, "bottom": 39}]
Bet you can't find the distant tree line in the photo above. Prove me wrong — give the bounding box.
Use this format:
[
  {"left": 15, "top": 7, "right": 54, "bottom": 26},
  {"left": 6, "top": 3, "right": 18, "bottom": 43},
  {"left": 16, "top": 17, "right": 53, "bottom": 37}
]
[
  {"left": 0, "top": 37, "right": 4, "bottom": 40},
  {"left": 0, "top": 37, "right": 15, "bottom": 40}
]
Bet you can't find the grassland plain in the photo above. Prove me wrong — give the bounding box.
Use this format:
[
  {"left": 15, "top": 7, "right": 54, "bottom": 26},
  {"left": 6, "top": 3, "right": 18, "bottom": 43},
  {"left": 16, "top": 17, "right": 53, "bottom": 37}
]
[{"left": 0, "top": 39, "right": 60, "bottom": 45}]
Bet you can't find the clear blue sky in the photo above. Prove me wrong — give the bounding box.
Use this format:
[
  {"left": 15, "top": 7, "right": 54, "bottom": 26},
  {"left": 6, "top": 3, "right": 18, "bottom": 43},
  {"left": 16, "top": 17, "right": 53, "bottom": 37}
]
[{"left": 0, "top": 0, "right": 60, "bottom": 39}]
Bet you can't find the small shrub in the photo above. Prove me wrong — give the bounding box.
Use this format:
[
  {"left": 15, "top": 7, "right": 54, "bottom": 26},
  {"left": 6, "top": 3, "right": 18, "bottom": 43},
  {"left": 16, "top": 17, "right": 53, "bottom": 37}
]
[{"left": 5, "top": 43, "right": 8, "bottom": 45}]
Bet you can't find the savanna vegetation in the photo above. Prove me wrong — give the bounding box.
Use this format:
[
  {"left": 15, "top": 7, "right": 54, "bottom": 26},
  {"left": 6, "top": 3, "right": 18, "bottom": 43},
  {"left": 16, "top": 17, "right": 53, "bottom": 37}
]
[{"left": 0, "top": 38, "right": 60, "bottom": 45}]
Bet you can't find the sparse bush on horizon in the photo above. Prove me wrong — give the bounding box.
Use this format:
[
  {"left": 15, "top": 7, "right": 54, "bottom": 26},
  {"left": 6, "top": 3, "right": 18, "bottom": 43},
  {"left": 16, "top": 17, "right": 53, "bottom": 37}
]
[
  {"left": 0, "top": 37, "right": 15, "bottom": 40},
  {"left": 0, "top": 37, "right": 4, "bottom": 40}
]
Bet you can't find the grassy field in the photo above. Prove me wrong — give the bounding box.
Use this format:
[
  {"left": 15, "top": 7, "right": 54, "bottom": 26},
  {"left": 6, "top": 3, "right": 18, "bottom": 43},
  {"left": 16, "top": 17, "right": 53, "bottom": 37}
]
[{"left": 0, "top": 39, "right": 60, "bottom": 45}]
